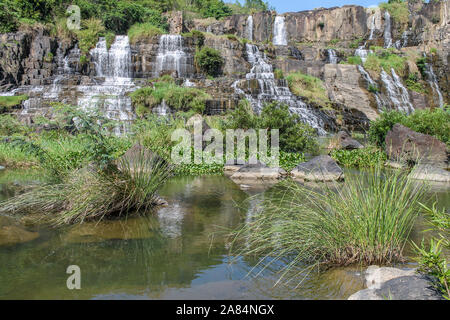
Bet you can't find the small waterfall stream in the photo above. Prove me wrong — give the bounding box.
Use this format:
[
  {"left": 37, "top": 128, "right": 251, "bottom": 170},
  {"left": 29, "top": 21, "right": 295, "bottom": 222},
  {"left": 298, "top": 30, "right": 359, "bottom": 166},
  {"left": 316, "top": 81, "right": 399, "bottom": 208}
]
[
  {"left": 357, "top": 65, "right": 384, "bottom": 111},
  {"left": 355, "top": 15, "right": 376, "bottom": 62},
  {"left": 233, "top": 44, "right": 326, "bottom": 135},
  {"left": 327, "top": 49, "right": 338, "bottom": 64},
  {"left": 384, "top": 11, "right": 392, "bottom": 48},
  {"left": 380, "top": 68, "right": 414, "bottom": 114},
  {"left": 246, "top": 15, "right": 253, "bottom": 41},
  {"left": 273, "top": 16, "right": 288, "bottom": 46},
  {"left": 423, "top": 54, "right": 444, "bottom": 108},
  {"left": 155, "top": 35, "right": 193, "bottom": 78}
]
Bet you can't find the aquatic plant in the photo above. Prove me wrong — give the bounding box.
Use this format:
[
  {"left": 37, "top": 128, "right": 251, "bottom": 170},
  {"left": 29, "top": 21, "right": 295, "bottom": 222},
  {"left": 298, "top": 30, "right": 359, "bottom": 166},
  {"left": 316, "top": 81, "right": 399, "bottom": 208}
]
[
  {"left": 0, "top": 147, "right": 172, "bottom": 225},
  {"left": 331, "top": 146, "right": 387, "bottom": 168},
  {"left": 230, "top": 166, "right": 427, "bottom": 284}
]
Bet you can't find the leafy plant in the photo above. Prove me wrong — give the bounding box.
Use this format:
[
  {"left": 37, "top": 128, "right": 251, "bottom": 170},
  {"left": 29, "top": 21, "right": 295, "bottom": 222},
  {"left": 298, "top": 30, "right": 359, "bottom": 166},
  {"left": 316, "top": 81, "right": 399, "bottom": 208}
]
[
  {"left": 128, "top": 22, "right": 165, "bottom": 44},
  {"left": 331, "top": 146, "right": 387, "bottom": 168},
  {"left": 195, "top": 46, "right": 224, "bottom": 77}
]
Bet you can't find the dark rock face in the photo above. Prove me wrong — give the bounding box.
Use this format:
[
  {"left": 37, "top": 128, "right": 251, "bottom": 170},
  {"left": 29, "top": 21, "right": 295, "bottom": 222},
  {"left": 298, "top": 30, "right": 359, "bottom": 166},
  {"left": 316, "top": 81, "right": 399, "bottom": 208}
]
[
  {"left": 377, "top": 275, "right": 444, "bottom": 300},
  {"left": 291, "top": 155, "right": 344, "bottom": 181},
  {"left": 385, "top": 124, "right": 448, "bottom": 168},
  {"left": 336, "top": 131, "right": 364, "bottom": 150}
]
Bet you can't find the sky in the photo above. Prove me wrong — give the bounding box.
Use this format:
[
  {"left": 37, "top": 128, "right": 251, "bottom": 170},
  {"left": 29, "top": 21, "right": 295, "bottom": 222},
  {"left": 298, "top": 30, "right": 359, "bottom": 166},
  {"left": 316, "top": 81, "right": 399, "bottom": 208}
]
[{"left": 265, "top": 0, "right": 381, "bottom": 13}]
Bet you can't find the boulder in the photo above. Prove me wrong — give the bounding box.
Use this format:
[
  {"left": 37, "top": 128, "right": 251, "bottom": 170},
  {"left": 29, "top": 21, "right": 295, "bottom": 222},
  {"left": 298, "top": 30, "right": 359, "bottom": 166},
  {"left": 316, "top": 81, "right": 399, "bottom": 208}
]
[
  {"left": 385, "top": 124, "right": 448, "bottom": 168},
  {"left": 230, "top": 161, "right": 286, "bottom": 181},
  {"left": 348, "top": 266, "right": 444, "bottom": 300},
  {"left": 409, "top": 164, "right": 450, "bottom": 182},
  {"left": 290, "top": 155, "right": 344, "bottom": 181},
  {"left": 334, "top": 131, "right": 364, "bottom": 150}
]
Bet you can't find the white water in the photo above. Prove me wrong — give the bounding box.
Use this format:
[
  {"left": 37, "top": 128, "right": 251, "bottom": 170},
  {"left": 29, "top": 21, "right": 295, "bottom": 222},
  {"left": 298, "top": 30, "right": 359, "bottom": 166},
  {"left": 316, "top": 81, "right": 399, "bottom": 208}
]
[
  {"left": 384, "top": 11, "right": 392, "bottom": 48},
  {"left": 380, "top": 68, "right": 414, "bottom": 114},
  {"left": 357, "top": 65, "right": 384, "bottom": 111},
  {"left": 423, "top": 54, "right": 444, "bottom": 108},
  {"left": 355, "top": 15, "right": 376, "bottom": 63},
  {"left": 233, "top": 44, "right": 326, "bottom": 135},
  {"left": 246, "top": 15, "right": 253, "bottom": 41},
  {"left": 155, "top": 35, "right": 193, "bottom": 78},
  {"left": 273, "top": 16, "right": 288, "bottom": 46},
  {"left": 327, "top": 49, "right": 338, "bottom": 64}
]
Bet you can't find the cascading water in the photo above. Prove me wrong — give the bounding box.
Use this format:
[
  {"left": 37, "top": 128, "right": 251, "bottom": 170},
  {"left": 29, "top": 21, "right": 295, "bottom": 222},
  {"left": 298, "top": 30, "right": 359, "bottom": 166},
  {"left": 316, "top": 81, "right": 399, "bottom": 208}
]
[
  {"left": 233, "top": 44, "right": 326, "bottom": 135},
  {"left": 357, "top": 65, "right": 384, "bottom": 111},
  {"left": 423, "top": 54, "right": 444, "bottom": 108},
  {"left": 355, "top": 15, "right": 376, "bottom": 62},
  {"left": 246, "top": 15, "right": 253, "bottom": 41},
  {"left": 155, "top": 35, "right": 193, "bottom": 78},
  {"left": 327, "top": 49, "right": 338, "bottom": 64},
  {"left": 78, "top": 35, "right": 136, "bottom": 135},
  {"left": 273, "top": 16, "right": 288, "bottom": 46},
  {"left": 380, "top": 68, "right": 414, "bottom": 114},
  {"left": 384, "top": 11, "right": 392, "bottom": 48}
]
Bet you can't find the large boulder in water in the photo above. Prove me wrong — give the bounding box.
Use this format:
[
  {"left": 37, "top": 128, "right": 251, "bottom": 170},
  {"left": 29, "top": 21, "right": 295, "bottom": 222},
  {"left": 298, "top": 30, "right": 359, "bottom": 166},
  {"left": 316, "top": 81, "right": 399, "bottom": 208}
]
[
  {"left": 385, "top": 124, "right": 448, "bottom": 168},
  {"left": 334, "top": 131, "right": 364, "bottom": 150},
  {"left": 290, "top": 155, "right": 344, "bottom": 181},
  {"left": 409, "top": 164, "right": 450, "bottom": 182}
]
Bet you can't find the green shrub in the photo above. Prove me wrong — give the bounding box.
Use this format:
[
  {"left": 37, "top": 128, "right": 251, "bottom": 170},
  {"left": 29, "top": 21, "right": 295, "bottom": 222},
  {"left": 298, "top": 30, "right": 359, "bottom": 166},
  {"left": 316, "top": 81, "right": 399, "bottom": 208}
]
[
  {"left": 104, "top": 32, "right": 116, "bottom": 50},
  {"left": 182, "top": 30, "right": 205, "bottom": 47},
  {"left": 286, "top": 72, "right": 332, "bottom": 108},
  {"left": 76, "top": 18, "right": 105, "bottom": 54},
  {"left": 405, "top": 73, "right": 427, "bottom": 94},
  {"left": 128, "top": 22, "right": 165, "bottom": 44},
  {"left": 195, "top": 46, "right": 224, "bottom": 77},
  {"left": 364, "top": 51, "right": 407, "bottom": 76},
  {"left": 345, "top": 55, "right": 363, "bottom": 65},
  {"left": 0, "top": 95, "right": 28, "bottom": 113},
  {"left": 368, "top": 108, "right": 450, "bottom": 147},
  {"left": 379, "top": 0, "right": 409, "bottom": 25},
  {"left": 274, "top": 69, "right": 284, "bottom": 80},
  {"left": 331, "top": 146, "right": 387, "bottom": 168},
  {"left": 349, "top": 37, "right": 363, "bottom": 49}
]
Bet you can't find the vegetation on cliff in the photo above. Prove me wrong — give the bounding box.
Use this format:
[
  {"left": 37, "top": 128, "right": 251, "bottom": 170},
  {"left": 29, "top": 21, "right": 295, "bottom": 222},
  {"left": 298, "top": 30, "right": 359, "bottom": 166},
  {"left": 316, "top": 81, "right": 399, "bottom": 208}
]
[
  {"left": 286, "top": 72, "right": 332, "bottom": 109},
  {"left": 194, "top": 46, "right": 225, "bottom": 77}
]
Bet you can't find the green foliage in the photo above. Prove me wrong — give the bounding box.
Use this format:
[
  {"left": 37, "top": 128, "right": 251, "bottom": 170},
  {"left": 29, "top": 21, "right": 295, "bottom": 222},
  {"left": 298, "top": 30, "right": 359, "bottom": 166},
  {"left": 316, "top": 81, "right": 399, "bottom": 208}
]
[
  {"left": 349, "top": 37, "right": 364, "bottom": 49},
  {"left": 286, "top": 71, "right": 332, "bottom": 108},
  {"left": 75, "top": 18, "right": 105, "bottom": 54},
  {"left": 225, "top": 101, "right": 319, "bottom": 153},
  {"left": 0, "top": 114, "right": 30, "bottom": 136},
  {"left": 379, "top": 0, "right": 409, "bottom": 25},
  {"left": 195, "top": 46, "right": 224, "bottom": 77},
  {"left": 130, "top": 81, "right": 211, "bottom": 116},
  {"left": 0, "top": 95, "right": 28, "bottom": 113},
  {"left": 128, "top": 23, "right": 165, "bottom": 44},
  {"left": 226, "top": 0, "right": 270, "bottom": 14},
  {"left": 230, "top": 166, "right": 427, "bottom": 277},
  {"left": 364, "top": 50, "right": 407, "bottom": 76},
  {"left": 416, "top": 57, "right": 427, "bottom": 78},
  {"left": 331, "top": 146, "right": 387, "bottom": 168},
  {"left": 405, "top": 73, "right": 427, "bottom": 94},
  {"left": 368, "top": 84, "right": 379, "bottom": 93},
  {"left": 197, "top": 0, "right": 232, "bottom": 19},
  {"left": 104, "top": 32, "right": 115, "bottom": 50},
  {"left": 182, "top": 30, "right": 205, "bottom": 47},
  {"left": 368, "top": 108, "right": 450, "bottom": 147},
  {"left": 344, "top": 55, "right": 363, "bottom": 65},
  {"left": 274, "top": 68, "right": 284, "bottom": 80},
  {"left": 0, "top": 0, "right": 20, "bottom": 33}
]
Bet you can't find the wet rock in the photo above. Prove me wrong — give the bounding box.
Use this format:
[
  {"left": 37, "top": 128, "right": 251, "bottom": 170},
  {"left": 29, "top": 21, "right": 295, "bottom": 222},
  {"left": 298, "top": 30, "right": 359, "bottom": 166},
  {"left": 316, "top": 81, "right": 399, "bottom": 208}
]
[
  {"left": 230, "top": 161, "right": 286, "bottom": 181},
  {"left": 291, "top": 155, "right": 344, "bottom": 181},
  {"left": 409, "top": 164, "right": 450, "bottom": 182},
  {"left": 385, "top": 124, "right": 448, "bottom": 168},
  {"left": 0, "top": 216, "right": 39, "bottom": 246},
  {"left": 365, "top": 265, "right": 415, "bottom": 289},
  {"left": 334, "top": 131, "right": 364, "bottom": 150}
]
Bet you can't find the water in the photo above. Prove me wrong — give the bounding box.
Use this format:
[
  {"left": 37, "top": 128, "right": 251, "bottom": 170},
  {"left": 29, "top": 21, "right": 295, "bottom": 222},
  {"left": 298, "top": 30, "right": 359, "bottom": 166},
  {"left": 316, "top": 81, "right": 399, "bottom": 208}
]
[
  {"left": 233, "top": 44, "right": 326, "bottom": 135},
  {"left": 423, "top": 54, "right": 444, "bottom": 108},
  {"left": 246, "top": 16, "right": 253, "bottom": 41},
  {"left": 354, "top": 15, "right": 376, "bottom": 63},
  {"left": 155, "top": 35, "right": 194, "bottom": 78},
  {"left": 91, "top": 36, "right": 132, "bottom": 78},
  {"left": 380, "top": 68, "right": 414, "bottom": 114},
  {"left": 357, "top": 65, "right": 384, "bottom": 111},
  {"left": 327, "top": 49, "right": 338, "bottom": 64},
  {"left": 384, "top": 11, "right": 392, "bottom": 48},
  {"left": 273, "top": 16, "right": 288, "bottom": 46},
  {"left": 0, "top": 170, "right": 448, "bottom": 299}
]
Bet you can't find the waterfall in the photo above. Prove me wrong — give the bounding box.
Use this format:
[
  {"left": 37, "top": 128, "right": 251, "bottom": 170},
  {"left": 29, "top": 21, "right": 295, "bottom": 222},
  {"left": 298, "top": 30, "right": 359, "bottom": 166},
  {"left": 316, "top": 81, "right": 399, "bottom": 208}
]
[
  {"left": 155, "top": 35, "right": 193, "bottom": 78},
  {"left": 327, "top": 49, "right": 338, "bottom": 64},
  {"left": 273, "top": 16, "right": 288, "bottom": 46},
  {"left": 233, "top": 44, "right": 326, "bottom": 135},
  {"left": 246, "top": 15, "right": 253, "bottom": 41},
  {"left": 368, "top": 15, "right": 376, "bottom": 40},
  {"left": 384, "top": 11, "right": 392, "bottom": 48},
  {"left": 355, "top": 15, "right": 376, "bottom": 63},
  {"left": 357, "top": 65, "right": 384, "bottom": 110},
  {"left": 380, "top": 68, "right": 414, "bottom": 114},
  {"left": 423, "top": 54, "right": 444, "bottom": 108},
  {"left": 78, "top": 35, "right": 136, "bottom": 135}
]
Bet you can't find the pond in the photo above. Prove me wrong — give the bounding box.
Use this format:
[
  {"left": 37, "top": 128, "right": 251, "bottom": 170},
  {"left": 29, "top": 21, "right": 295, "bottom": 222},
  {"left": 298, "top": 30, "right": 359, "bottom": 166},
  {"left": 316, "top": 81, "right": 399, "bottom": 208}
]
[{"left": 0, "top": 169, "right": 448, "bottom": 299}]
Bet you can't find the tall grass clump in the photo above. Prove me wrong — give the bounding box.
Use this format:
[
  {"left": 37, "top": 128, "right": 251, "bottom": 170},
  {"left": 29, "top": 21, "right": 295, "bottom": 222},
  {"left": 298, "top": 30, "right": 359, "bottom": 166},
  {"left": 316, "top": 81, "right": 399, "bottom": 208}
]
[
  {"left": 0, "top": 148, "right": 172, "bottom": 225},
  {"left": 286, "top": 72, "right": 331, "bottom": 108},
  {"left": 230, "top": 167, "right": 427, "bottom": 283},
  {"left": 128, "top": 23, "right": 165, "bottom": 44}
]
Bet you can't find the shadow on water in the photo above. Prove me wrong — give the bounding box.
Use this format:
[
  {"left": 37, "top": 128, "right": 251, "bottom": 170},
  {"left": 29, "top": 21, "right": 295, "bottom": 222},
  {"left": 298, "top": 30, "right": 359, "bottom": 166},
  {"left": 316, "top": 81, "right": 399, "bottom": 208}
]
[{"left": 0, "top": 169, "right": 448, "bottom": 299}]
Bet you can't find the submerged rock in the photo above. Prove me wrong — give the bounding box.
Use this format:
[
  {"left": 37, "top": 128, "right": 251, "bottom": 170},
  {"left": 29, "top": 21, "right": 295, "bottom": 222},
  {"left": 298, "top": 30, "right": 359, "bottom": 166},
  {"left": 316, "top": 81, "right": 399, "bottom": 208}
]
[
  {"left": 348, "top": 265, "right": 443, "bottom": 300},
  {"left": 385, "top": 124, "right": 448, "bottom": 168},
  {"left": 409, "top": 164, "right": 450, "bottom": 182},
  {"left": 290, "top": 155, "right": 344, "bottom": 181},
  {"left": 0, "top": 216, "right": 39, "bottom": 246}
]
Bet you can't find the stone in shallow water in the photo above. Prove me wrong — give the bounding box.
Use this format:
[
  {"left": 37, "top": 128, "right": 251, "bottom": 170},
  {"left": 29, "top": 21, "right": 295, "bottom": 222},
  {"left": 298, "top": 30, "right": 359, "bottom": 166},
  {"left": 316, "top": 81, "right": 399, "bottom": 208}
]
[
  {"left": 365, "top": 265, "right": 415, "bottom": 289},
  {"left": 335, "top": 131, "right": 364, "bottom": 150},
  {"left": 0, "top": 216, "right": 39, "bottom": 246},
  {"left": 290, "top": 155, "right": 344, "bottom": 181},
  {"left": 230, "top": 161, "right": 286, "bottom": 181},
  {"left": 409, "top": 164, "right": 450, "bottom": 182}
]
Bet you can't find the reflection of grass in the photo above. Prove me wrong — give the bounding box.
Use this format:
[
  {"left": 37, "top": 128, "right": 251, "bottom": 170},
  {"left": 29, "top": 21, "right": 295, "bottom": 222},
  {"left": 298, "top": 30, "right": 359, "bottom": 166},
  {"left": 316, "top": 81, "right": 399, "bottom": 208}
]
[{"left": 230, "top": 166, "right": 427, "bottom": 285}]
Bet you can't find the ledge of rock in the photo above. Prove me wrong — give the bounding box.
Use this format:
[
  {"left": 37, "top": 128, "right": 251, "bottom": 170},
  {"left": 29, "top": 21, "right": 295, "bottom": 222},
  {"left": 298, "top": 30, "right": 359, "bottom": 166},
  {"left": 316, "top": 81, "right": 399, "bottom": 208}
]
[
  {"left": 230, "top": 161, "right": 286, "bottom": 181},
  {"left": 290, "top": 155, "right": 344, "bottom": 181},
  {"left": 409, "top": 164, "right": 450, "bottom": 182},
  {"left": 348, "top": 265, "right": 443, "bottom": 300},
  {"left": 329, "top": 131, "right": 364, "bottom": 150}
]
